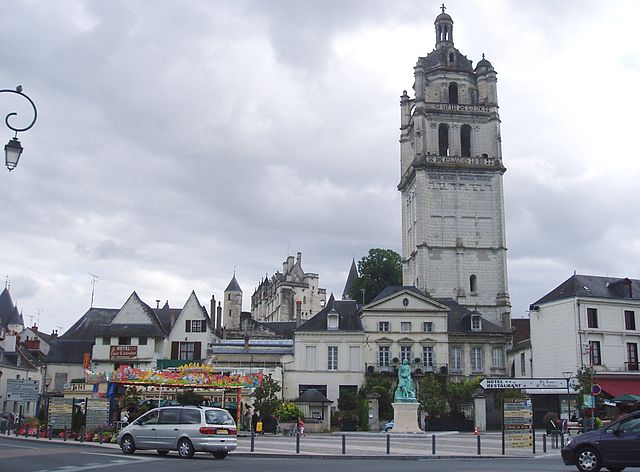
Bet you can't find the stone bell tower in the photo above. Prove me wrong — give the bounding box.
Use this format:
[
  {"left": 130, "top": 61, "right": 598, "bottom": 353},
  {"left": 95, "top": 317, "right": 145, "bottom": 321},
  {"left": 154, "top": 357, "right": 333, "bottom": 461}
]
[{"left": 398, "top": 5, "right": 510, "bottom": 328}]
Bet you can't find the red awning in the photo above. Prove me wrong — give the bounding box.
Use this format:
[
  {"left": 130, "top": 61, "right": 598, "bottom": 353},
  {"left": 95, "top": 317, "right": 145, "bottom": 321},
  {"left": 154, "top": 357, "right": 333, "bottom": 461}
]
[{"left": 595, "top": 378, "right": 640, "bottom": 397}]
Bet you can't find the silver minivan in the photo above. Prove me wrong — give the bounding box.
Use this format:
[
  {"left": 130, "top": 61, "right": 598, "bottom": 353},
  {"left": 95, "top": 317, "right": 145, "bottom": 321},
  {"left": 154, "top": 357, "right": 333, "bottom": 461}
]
[{"left": 117, "top": 406, "right": 237, "bottom": 459}]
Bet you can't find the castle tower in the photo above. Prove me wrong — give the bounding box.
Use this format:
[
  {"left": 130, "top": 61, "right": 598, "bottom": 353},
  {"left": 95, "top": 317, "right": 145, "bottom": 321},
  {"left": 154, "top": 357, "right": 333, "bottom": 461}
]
[
  {"left": 223, "top": 273, "right": 243, "bottom": 330},
  {"left": 399, "top": 6, "right": 510, "bottom": 328}
]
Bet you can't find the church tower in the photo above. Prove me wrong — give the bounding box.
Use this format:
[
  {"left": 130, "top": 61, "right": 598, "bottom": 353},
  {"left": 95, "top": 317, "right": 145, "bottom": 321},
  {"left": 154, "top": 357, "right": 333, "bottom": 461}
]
[
  {"left": 399, "top": 6, "right": 510, "bottom": 328},
  {"left": 223, "top": 273, "right": 243, "bottom": 330}
]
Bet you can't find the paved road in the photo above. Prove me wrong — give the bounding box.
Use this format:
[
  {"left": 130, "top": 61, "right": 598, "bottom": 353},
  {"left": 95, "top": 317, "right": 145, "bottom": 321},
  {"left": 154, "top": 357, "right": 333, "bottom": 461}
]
[{"left": 0, "top": 437, "right": 576, "bottom": 472}]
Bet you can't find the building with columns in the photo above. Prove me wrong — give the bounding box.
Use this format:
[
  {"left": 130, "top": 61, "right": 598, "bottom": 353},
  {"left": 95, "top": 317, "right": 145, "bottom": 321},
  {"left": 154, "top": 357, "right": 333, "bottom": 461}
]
[{"left": 398, "top": 6, "right": 510, "bottom": 329}]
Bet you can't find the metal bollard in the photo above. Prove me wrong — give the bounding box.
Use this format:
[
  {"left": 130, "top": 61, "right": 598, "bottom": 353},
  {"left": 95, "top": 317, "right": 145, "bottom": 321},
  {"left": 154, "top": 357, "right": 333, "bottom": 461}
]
[
  {"left": 342, "top": 434, "right": 346, "bottom": 454},
  {"left": 63, "top": 426, "right": 67, "bottom": 441},
  {"left": 532, "top": 429, "right": 536, "bottom": 455},
  {"left": 477, "top": 433, "right": 481, "bottom": 455},
  {"left": 251, "top": 432, "right": 255, "bottom": 452},
  {"left": 80, "top": 426, "right": 85, "bottom": 442},
  {"left": 296, "top": 433, "right": 300, "bottom": 454},
  {"left": 543, "top": 433, "right": 547, "bottom": 453},
  {"left": 561, "top": 432, "right": 565, "bottom": 449},
  {"left": 99, "top": 429, "right": 103, "bottom": 444},
  {"left": 432, "top": 434, "right": 436, "bottom": 455},
  {"left": 48, "top": 426, "right": 52, "bottom": 440},
  {"left": 386, "top": 434, "right": 390, "bottom": 455}
]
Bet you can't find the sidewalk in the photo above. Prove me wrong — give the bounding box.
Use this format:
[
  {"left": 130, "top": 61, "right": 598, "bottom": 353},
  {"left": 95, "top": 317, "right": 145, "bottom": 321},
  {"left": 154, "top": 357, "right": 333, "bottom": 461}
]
[{"left": 1, "top": 431, "right": 562, "bottom": 460}]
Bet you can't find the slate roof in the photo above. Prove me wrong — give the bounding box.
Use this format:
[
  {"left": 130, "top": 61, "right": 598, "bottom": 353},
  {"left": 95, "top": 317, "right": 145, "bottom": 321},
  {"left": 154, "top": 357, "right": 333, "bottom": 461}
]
[
  {"left": 260, "top": 321, "right": 296, "bottom": 338},
  {"left": 61, "top": 308, "right": 119, "bottom": 340},
  {"left": 0, "top": 288, "right": 22, "bottom": 330},
  {"left": 440, "top": 298, "right": 508, "bottom": 334},
  {"left": 293, "top": 388, "right": 332, "bottom": 403},
  {"left": 418, "top": 46, "right": 474, "bottom": 74},
  {"left": 342, "top": 259, "right": 359, "bottom": 300},
  {"left": 370, "top": 285, "right": 427, "bottom": 304},
  {"left": 531, "top": 275, "right": 640, "bottom": 308},
  {"left": 296, "top": 296, "right": 363, "bottom": 332},
  {"left": 45, "top": 339, "right": 95, "bottom": 364},
  {"left": 225, "top": 275, "right": 242, "bottom": 293},
  {"left": 95, "top": 322, "right": 165, "bottom": 337}
]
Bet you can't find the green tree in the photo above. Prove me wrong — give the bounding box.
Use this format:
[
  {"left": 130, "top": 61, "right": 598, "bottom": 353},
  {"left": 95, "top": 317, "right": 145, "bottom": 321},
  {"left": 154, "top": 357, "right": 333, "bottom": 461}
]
[
  {"left": 253, "top": 374, "right": 281, "bottom": 419},
  {"left": 447, "top": 377, "right": 481, "bottom": 415},
  {"left": 274, "top": 402, "right": 303, "bottom": 421},
  {"left": 176, "top": 389, "right": 204, "bottom": 406},
  {"left": 348, "top": 248, "right": 402, "bottom": 304},
  {"left": 418, "top": 374, "right": 448, "bottom": 416}
]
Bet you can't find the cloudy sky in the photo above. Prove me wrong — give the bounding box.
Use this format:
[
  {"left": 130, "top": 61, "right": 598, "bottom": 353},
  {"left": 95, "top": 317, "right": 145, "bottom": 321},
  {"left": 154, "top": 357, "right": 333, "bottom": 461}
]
[{"left": 2, "top": 0, "right": 639, "bottom": 334}]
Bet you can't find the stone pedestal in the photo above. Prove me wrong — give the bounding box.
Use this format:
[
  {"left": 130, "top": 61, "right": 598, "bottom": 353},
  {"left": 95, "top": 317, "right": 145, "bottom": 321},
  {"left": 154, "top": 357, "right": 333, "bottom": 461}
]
[{"left": 392, "top": 402, "right": 421, "bottom": 432}]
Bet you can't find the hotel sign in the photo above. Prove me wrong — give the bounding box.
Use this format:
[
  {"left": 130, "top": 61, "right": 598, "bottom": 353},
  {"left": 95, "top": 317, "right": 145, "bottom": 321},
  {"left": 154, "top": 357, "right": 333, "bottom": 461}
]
[
  {"left": 480, "top": 378, "right": 567, "bottom": 390},
  {"left": 110, "top": 345, "right": 137, "bottom": 359}
]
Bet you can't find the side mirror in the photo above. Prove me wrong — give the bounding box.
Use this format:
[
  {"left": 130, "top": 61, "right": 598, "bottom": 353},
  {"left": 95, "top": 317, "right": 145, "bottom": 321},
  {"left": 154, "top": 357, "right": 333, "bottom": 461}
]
[{"left": 613, "top": 428, "right": 622, "bottom": 437}]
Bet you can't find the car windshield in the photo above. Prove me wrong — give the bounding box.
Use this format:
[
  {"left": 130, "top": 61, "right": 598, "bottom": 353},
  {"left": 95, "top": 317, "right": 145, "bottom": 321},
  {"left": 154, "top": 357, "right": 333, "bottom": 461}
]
[{"left": 205, "top": 410, "right": 235, "bottom": 426}]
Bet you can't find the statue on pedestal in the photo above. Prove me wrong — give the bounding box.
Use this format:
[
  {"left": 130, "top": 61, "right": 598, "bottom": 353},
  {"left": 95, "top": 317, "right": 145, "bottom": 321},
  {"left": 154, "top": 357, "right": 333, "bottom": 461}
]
[{"left": 394, "top": 359, "right": 417, "bottom": 402}]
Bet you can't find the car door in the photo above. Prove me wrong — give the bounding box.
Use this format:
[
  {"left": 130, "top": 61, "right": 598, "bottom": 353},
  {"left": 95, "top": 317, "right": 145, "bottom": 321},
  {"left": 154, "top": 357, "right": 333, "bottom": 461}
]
[
  {"left": 597, "top": 415, "right": 640, "bottom": 467},
  {"left": 155, "top": 408, "right": 182, "bottom": 450},
  {"left": 131, "top": 409, "right": 159, "bottom": 449},
  {"left": 615, "top": 416, "right": 640, "bottom": 465}
]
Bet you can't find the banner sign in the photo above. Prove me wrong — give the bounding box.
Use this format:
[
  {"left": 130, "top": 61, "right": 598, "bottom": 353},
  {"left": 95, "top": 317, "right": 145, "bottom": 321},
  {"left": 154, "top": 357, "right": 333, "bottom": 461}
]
[
  {"left": 85, "top": 398, "right": 110, "bottom": 429},
  {"left": 6, "top": 379, "right": 40, "bottom": 402},
  {"left": 48, "top": 397, "right": 73, "bottom": 428},
  {"left": 85, "top": 363, "right": 264, "bottom": 388},
  {"left": 109, "top": 345, "right": 137, "bottom": 359},
  {"left": 503, "top": 398, "right": 533, "bottom": 448}
]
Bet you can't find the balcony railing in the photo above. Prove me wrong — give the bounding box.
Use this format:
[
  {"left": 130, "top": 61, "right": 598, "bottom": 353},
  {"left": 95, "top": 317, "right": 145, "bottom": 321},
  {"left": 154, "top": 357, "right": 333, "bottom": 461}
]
[{"left": 626, "top": 361, "right": 639, "bottom": 371}]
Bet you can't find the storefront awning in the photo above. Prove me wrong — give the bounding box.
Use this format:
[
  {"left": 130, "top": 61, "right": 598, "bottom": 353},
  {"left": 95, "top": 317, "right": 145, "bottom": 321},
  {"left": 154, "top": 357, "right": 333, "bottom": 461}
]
[{"left": 595, "top": 378, "right": 640, "bottom": 398}]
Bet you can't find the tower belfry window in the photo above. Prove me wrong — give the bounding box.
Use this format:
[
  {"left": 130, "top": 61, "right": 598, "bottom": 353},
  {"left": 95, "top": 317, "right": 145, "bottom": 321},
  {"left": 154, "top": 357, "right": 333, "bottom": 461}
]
[
  {"left": 438, "top": 123, "right": 450, "bottom": 156},
  {"left": 469, "top": 274, "right": 477, "bottom": 293},
  {"left": 448, "top": 83, "right": 458, "bottom": 104},
  {"left": 461, "top": 124, "right": 472, "bottom": 157}
]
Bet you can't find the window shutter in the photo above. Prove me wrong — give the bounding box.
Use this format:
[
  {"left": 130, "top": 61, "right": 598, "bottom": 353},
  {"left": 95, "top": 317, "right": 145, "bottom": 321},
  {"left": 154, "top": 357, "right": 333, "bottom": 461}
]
[
  {"left": 185, "top": 320, "right": 191, "bottom": 332},
  {"left": 171, "top": 342, "right": 179, "bottom": 359},
  {"left": 201, "top": 321, "right": 207, "bottom": 332},
  {"left": 194, "top": 342, "right": 201, "bottom": 360}
]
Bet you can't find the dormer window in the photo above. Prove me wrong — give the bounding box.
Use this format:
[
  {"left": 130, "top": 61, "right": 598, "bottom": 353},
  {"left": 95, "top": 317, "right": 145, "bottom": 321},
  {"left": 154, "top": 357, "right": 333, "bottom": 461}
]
[
  {"left": 327, "top": 309, "right": 339, "bottom": 331},
  {"left": 471, "top": 315, "right": 481, "bottom": 331}
]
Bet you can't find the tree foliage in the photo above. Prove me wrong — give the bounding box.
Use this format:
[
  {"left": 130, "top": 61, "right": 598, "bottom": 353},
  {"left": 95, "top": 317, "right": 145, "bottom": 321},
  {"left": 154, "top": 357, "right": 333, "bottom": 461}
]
[
  {"left": 177, "top": 389, "right": 204, "bottom": 406},
  {"left": 447, "top": 377, "right": 481, "bottom": 414},
  {"left": 253, "top": 374, "right": 281, "bottom": 418},
  {"left": 348, "top": 248, "right": 402, "bottom": 304},
  {"left": 418, "top": 374, "right": 448, "bottom": 416},
  {"left": 274, "top": 402, "right": 303, "bottom": 421}
]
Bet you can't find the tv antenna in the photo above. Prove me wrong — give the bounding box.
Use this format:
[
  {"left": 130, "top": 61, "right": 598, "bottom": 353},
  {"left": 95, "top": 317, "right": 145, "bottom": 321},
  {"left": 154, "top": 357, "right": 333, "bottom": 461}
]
[
  {"left": 35, "top": 309, "right": 43, "bottom": 326},
  {"left": 89, "top": 273, "right": 99, "bottom": 307}
]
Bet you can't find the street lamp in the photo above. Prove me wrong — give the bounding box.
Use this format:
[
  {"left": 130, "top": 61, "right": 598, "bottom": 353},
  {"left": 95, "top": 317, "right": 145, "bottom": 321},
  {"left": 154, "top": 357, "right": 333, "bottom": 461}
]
[
  {"left": 1, "top": 85, "right": 38, "bottom": 171},
  {"left": 562, "top": 370, "right": 573, "bottom": 421}
]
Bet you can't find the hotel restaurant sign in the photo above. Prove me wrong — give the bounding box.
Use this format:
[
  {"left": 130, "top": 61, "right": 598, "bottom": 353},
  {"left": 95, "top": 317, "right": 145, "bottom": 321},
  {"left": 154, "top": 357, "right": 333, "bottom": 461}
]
[{"left": 110, "top": 345, "right": 138, "bottom": 359}]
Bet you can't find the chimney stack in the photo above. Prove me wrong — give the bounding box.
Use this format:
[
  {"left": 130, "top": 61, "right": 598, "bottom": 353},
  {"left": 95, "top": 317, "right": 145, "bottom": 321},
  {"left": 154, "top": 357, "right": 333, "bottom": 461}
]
[
  {"left": 216, "top": 302, "right": 222, "bottom": 332},
  {"left": 210, "top": 295, "right": 216, "bottom": 329}
]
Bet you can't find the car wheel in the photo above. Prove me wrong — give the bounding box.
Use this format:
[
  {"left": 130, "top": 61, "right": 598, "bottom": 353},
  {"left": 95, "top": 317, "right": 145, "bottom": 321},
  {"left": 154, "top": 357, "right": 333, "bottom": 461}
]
[
  {"left": 157, "top": 450, "right": 169, "bottom": 456},
  {"left": 212, "top": 451, "right": 228, "bottom": 460},
  {"left": 120, "top": 435, "right": 136, "bottom": 455},
  {"left": 606, "top": 468, "right": 625, "bottom": 472},
  {"left": 177, "top": 438, "right": 194, "bottom": 459},
  {"left": 576, "top": 447, "right": 602, "bottom": 472}
]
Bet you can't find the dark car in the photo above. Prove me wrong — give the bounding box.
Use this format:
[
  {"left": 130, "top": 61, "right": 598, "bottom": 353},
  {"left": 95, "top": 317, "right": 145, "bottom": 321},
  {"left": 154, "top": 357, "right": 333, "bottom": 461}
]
[{"left": 561, "top": 410, "right": 640, "bottom": 472}]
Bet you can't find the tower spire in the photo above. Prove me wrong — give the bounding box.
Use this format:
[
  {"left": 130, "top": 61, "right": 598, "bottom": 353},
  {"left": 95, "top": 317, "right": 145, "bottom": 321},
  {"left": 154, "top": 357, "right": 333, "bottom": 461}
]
[{"left": 434, "top": 5, "right": 454, "bottom": 45}]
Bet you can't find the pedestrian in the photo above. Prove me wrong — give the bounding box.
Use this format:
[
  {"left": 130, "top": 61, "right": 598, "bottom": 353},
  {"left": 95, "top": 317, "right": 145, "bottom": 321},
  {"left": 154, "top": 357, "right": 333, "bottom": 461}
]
[
  {"left": 297, "top": 416, "right": 305, "bottom": 437},
  {"left": 251, "top": 411, "right": 259, "bottom": 433}
]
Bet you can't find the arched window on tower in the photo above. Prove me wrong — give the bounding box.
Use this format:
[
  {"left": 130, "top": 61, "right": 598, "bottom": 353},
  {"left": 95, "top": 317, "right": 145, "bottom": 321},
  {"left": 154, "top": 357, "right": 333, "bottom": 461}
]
[
  {"left": 461, "top": 124, "right": 472, "bottom": 157},
  {"left": 469, "top": 274, "right": 477, "bottom": 294},
  {"left": 449, "top": 53, "right": 454, "bottom": 63},
  {"left": 438, "top": 124, "right": 450, "bottom": 156},
  {"left": 448, "top": 83, "right": 458, "bottom": 104}
]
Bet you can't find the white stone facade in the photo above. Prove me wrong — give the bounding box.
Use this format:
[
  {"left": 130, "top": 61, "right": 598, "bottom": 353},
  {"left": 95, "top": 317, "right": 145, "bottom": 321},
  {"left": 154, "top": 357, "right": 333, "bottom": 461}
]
[
  {"left": 530, "top": 291, "right": 640, "bottom": 378},
  {"left": 399, "top": 10, "right": 510, "bottom": 329},
  {"left": 251, "top": 252, "right": 327, "bottom": 323}
]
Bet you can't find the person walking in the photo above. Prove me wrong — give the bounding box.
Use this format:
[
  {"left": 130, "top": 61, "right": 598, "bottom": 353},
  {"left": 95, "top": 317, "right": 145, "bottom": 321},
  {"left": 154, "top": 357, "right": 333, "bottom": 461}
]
[{"left": 297, "top": 417, "right": 305, "bottom": 437}]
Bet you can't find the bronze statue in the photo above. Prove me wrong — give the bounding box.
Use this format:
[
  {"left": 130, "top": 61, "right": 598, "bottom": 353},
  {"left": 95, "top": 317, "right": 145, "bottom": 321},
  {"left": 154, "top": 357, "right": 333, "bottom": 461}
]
[{"left": 394, "top": 359, "right": 417, "bottom": 402}]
